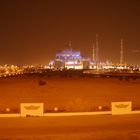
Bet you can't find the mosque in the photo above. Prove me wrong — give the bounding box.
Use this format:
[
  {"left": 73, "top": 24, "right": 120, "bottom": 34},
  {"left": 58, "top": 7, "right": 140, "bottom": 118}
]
[
  {"left": 49, "top": 49, "right": 91, "bottom": 69},
  {"left": 49, "top": 37, "right": 115, "bottom": 70}
]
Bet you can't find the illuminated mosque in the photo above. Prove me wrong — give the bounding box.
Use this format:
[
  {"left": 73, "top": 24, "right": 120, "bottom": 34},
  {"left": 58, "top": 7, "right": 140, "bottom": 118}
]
[
  {"left": 49, "top": 49, "right": 91, "bottom": 69},
  {"left": 49, "top": 37, "right": 115, "bottom": 70}
]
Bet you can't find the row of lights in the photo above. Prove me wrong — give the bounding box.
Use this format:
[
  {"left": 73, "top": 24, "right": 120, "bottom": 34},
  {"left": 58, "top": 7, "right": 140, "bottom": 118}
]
[{"left": 0, "top": 65, "right": 24, "bottom": 77}]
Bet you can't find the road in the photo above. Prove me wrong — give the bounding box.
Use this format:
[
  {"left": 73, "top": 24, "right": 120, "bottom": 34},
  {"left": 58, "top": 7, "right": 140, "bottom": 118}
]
[{"left": 0, "top": 114, "right": 140, "bottom": 139}]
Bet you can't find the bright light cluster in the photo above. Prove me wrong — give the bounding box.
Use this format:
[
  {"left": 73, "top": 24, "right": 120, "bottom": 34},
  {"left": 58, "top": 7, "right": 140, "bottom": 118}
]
[{"left": 0, "top": 65, "right": 24, "bottom": 77}]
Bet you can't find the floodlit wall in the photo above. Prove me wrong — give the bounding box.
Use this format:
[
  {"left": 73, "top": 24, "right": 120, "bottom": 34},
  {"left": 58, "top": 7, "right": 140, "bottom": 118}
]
[
  {"left": 111, "top": 101, "right": 132, "bottom": 115},
  {"left": 65, "top": 64, "right": 83, "bottom": 69},
  {"left": 20, "top": 103, "right": 44, "bottom": 117},
  {"left": 1, "top": 101, "right": 139, "bottom": 118}
]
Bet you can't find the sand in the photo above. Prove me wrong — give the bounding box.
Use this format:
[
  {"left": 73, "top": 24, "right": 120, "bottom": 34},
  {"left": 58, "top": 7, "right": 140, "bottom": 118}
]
[
  {"left": 0, "top": 114, "right": 140, "bottom": 139},
  {"left": 0, "top": 74, "right": 139, "bottom": 112}
]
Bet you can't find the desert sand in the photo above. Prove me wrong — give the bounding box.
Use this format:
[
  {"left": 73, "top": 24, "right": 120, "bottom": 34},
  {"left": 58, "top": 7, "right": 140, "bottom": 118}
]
[
  {"left": 0, "top": 74, "right": 139, "bottom": 112},
  {"left": 0, "top": 114, "right": 140, "bottom": 139}
]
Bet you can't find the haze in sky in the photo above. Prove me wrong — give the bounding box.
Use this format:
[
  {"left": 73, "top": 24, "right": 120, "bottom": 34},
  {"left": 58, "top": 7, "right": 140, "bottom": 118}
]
[{"left": 0, "top": 0, "right": 140, "bottom": 65}]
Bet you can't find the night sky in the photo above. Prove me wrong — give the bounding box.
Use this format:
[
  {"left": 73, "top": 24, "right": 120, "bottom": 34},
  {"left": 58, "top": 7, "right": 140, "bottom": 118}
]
[{"left": 0, "top": 0, "right": 140, "bottom": 65}]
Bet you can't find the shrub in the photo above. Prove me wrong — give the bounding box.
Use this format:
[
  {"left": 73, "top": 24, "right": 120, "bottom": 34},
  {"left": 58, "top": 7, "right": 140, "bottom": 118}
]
[{"left": 38, "top": 80, "right": 46, "bottom": 86}]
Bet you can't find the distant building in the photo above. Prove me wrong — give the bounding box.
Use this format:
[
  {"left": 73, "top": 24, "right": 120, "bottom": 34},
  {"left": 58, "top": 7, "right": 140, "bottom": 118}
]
[
  {"left": 49, "top": 47, "right": 114, "bottom": 70},
  {"left": 49, "top": 49, "right": 90, "bottom": 69},
  {"left": 56, "top": 49, "right": 82, "bottom": 60}
]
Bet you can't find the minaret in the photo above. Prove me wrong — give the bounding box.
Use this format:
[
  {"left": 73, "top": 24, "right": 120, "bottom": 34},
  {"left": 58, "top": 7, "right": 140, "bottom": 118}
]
[
  {"left": 96, "top": 34, "right": 99, "bottom": 63},
  {"left": 120, "top": 39, "right": 124, "bottom": 65},
  {"left": 92, "top": 43, "right": 95, "bottom": 62}
]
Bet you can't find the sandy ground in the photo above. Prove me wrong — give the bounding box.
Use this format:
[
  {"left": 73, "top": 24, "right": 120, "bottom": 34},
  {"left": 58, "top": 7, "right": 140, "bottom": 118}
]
[
  {"left": 0, "top": 114, "right": 140, "bottom": 139},
  {"left": 0, "top": 74, "right": 140, "bottom": 112},
  {"left": 0, "top": 74, "right": 140, "bottom": 139}
]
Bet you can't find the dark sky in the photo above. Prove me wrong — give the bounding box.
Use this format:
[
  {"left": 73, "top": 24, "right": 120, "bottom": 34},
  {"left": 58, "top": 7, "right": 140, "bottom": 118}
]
[{"left": 0, "top": 0, "right": 140, "bottom": 65}]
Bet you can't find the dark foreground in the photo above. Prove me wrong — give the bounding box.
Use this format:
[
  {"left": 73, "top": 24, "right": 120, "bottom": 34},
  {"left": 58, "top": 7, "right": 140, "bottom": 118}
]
[{"left": 0, "top": 114, "right": 140, "bottom": 140}]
